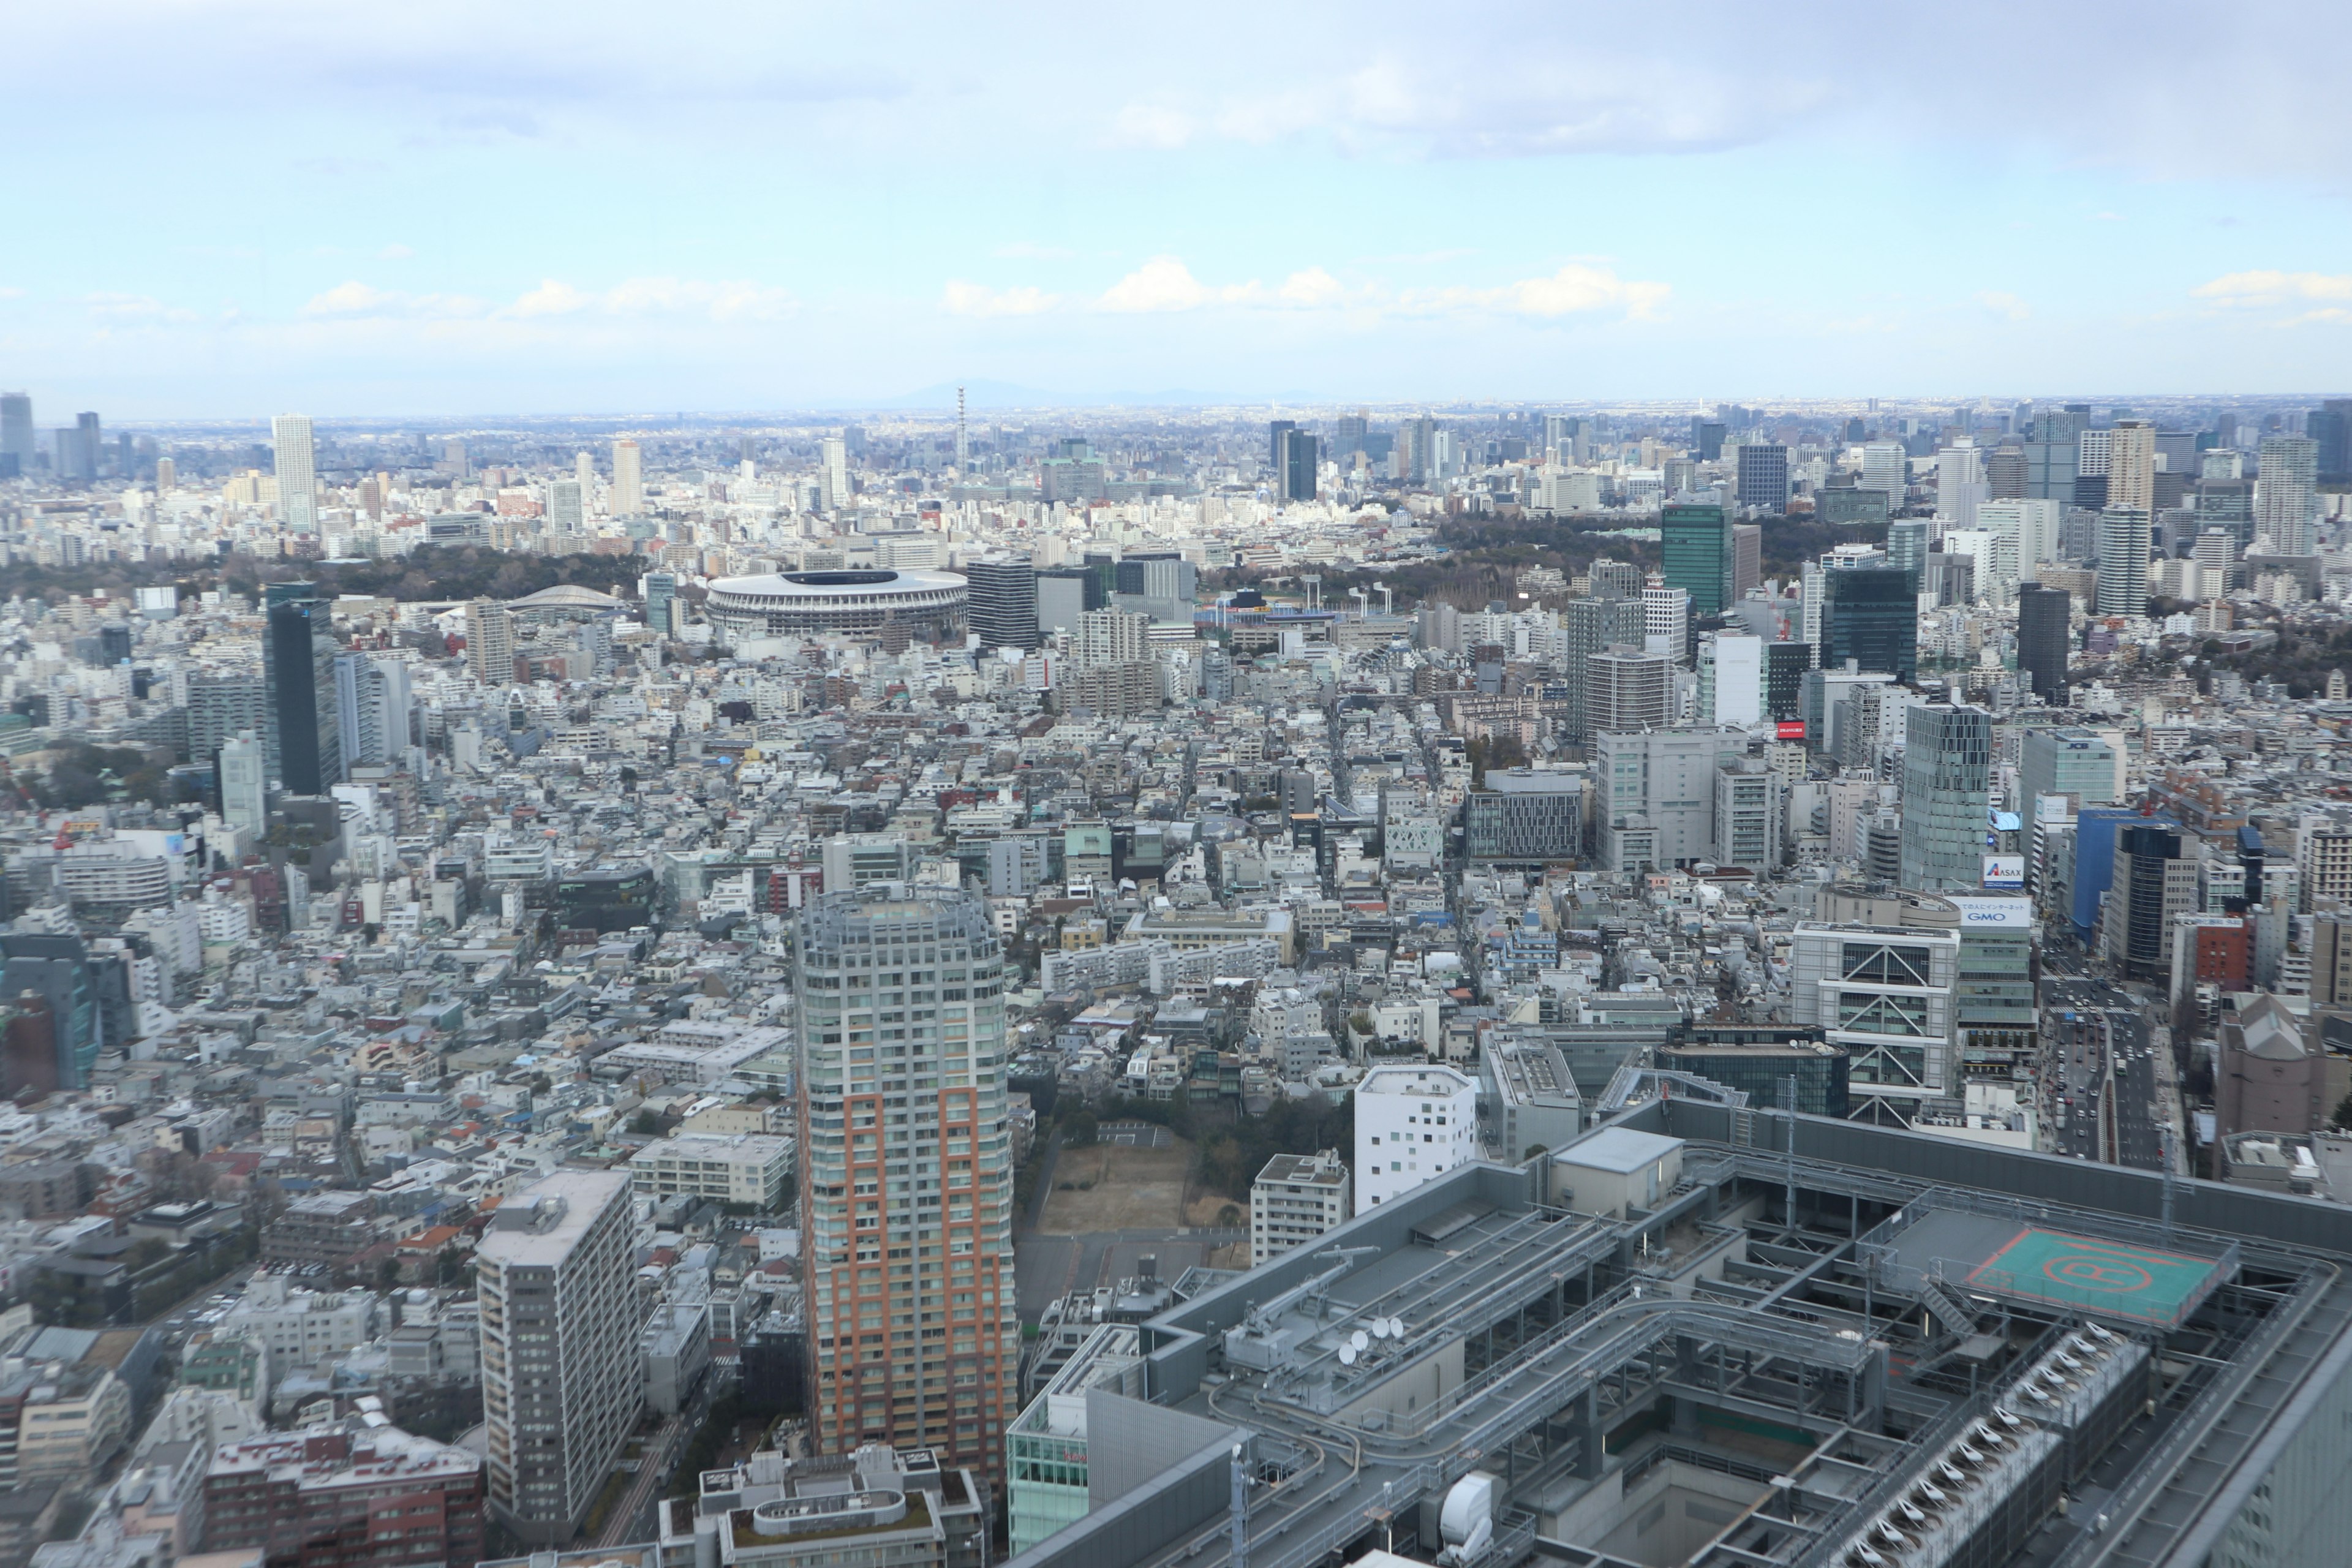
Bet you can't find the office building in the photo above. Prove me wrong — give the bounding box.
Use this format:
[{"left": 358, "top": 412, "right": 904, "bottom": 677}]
[
  {"left": 643, "top": 570, "right": 677, "bottom": 636},
  {"left": 2019, "top": 728, "right": 2118, "bottom": 822},
  {"left": 464, "top": 598, "right": 516, "bottom": 686},
  {"left": 796, "top": 887, "right": 1018, "bottom": 1492},
  {"left": 475, "top": 1169, "right": 641, "bottom": 1544},
  {"left": 627, "top": 1132, "right": 794, "bottom": 1210},
  {"left": 1936, "top": 440, "right": 1986, "bottom": 526},
  {"left": 188, "top": 670, "right": 268, "bottom": 766},
  {"left": 2256, "top": 434, "right": 2320, "bottom": 554},
  {"left": 1278, "top": 427, "right": 1318, "bottom": 503},
  {"left": 205, "top": 1415, "right": 486, "bottom": 1568},
  {"left": 1464, "top": 769, "right": 1587, "bottom": 863},
  {"left": 1035, "top": 568, "right": 1101, "bottom": 637},
  {"left": 2309, "top": 399, "right": 2352, "bottom": 477},
  {"left": 265, "top": 584, "right": 342, "bottom": 794},
  {"left": 1790, "top": 922, "right": 1961, "bottom": 1117},
  {"left": 1730, "top": 522, "right": 1762, "bottom": 600},
  {"left": 1396, "top": 416, "right": 1436, "bottom": 483},
  {"left": 271, "top": 413, "right": 317, "bottom": 532},
  {"left": 0, "top": 393, "right": 30, "bottom": 473},
  {"left": 1251, "top": 1150, "right": 1352, "bottom": 1265},
  {"left": 1586, "top": 646, "right": 1674, "bottom": 735},
  {"left": 608, "top": 437, "right": 642, "bottom": 517},
  {"left": 1898, "top": 703, "right": 1991, "bottom": 892},
  {"left": 1070, "top": 607, "right": 1147, "bottom": 669},
  {"left": 1660, "top": 502, "right": 1732, "bottom": 614},
  {"left": 219, "top": 731, "right": 268, "bottom": 831},
  {"left": 1697, "top": 631, "right": 1763, "bottom": 727},
  {"left": 1268, "top": 418, "right": 1296, "bottom": 473},
  {"left": 1714, "top": 755, "right": 1784, "bottom": 869},
  {"left": 2016, "top": 584, "right": 2071, "bottom": 701},
  {"left": 2103, "top": 826, "right": 2196, "bottom": 982},
  {"left": 1885, "top": 518, "right": 1929, "bottom": 580},
  {"left": 1765, "top": 641, "right": 1814, "bottom": 721},
  {"left": 1559, "top": 595, "right": 1646, "bottom": 743},
  {"left": 1354, "top": 1063, "right": 1477, "bottom": 1210},
  {"left": 334, "top": 652, "right": 413, "bottom": 769},
  {"left": 1859, "top": 442, "right": 1906, "bottom": 513},
  {"left": 964, "top": 557, "right": 1041, "bottom": 652},
  {"left": 2107, "top": 420, "right": 2156, "bottom": 514},
  {"left": 2094, "top": 508, "right": 2152, "bottom": 616},
  {"left": 1642, "top": 580, "right": 1691, "bottom": 662},
  {"left": 1594, "top": 727, "right": 1747, "bottom": 872},
  {"left": 548, "top": 478, "right": 582, "bottom": 532},
  {"left": 1821, "top": 563, "right": 1917, "bottom": 684},
  {"left": 1978, "top": 497, "right": 2059, "bottom": 573},
  {"left": 1735, "top": 443, "right": 1789, "bottom": 510}
]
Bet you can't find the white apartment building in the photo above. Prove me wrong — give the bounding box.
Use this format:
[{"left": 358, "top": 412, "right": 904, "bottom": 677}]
[
  {"left": 1250, "top": 1150, "right": 1352, "bottom": 1265},
  {"left": 1354, "top": 1063, "right": 1479, "bottom": 1212},
  {"left": 626, "top": 1132, "right": 794, "bottom": 1210},
  {"left": 477, "top": 1169, "right": 641, "bottom": 1544},
  {"left": 215, "top": 1276, "right": 385, "bottom": 1370}
]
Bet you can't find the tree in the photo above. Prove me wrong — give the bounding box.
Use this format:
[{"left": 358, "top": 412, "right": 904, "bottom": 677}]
[
  {"left": 1062, "top": 1110, "right": 1099, "bottom": 1147},
  {"left": 2332, "top": 1091, "right": 2352, "bottom": 1133},
  {"left": 630, "top": 1110, "right": 662, "bottom": 1136},
  {"left": 378, "top": 1256, "right": 404, "bottom": 1291}
]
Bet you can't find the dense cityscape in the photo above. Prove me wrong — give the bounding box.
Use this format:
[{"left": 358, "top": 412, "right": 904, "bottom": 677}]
[{"left": 0, "top": 388, "right": 2348, "bottom": 1568}]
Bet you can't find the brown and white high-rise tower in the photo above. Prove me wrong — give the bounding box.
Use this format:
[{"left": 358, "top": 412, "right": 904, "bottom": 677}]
[
  {"left": 795, "top": 884, "right": 1017, "bottom": 1494},
  {"left": 611, "top": 437, "right": 643, "bottom": 518}
]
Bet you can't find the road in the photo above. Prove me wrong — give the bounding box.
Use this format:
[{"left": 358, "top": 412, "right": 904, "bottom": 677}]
[
  {"left": 594, "top": 1371, "right": 713, "bottom": 1550},
  {"left": 2039, "top": 978, "right": 2171, "bottom": 1171}
]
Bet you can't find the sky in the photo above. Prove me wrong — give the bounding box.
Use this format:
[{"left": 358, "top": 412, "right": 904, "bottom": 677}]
[{"left": 4, "top": 0, "right": 2352, "bottom": 419}]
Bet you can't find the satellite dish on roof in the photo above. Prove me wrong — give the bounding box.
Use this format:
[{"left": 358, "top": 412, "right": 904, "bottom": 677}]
[
  {"left": 1339, "top": 1343, "right": 1358, "bottom": 1366},
  {"left": 1389, "top": 1317, "right": 1406, "bottom": 1339},
  {"left": 1370, "top": 1319, "right": 1389, "bottom": 1340},
  {"left": 1351, "top": 1330, "right": 1370, "bottom": 1352}
]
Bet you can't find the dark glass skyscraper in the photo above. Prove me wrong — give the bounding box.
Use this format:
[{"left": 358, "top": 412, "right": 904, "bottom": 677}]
[
  {"left": 1765, "top": 641, "right": 1816, "bottom": 720},
  {"left": 1822, "top": 563, "right": 1917, "bottom": 685},
  {"left": 1735, "top": 444, "right": 1789, "bottom": 510},
  {"left": 2016, "top": 584, "right": 2071, "bottom": 702},
  {"left": 1268, "top": 418, "right": 1297, "bottom": 473},
  {"left": 964, "top": 557, "right": 1040, "bottom": 651},
  {"left": 1659, "top": 502, "right": 1730, "bottom": 615},
  {"left": 1280, "top": 429, "right": 1319, "bottom": 502},
  {"left": 264, "top": 581, "right": 341, "bottom": 794}
]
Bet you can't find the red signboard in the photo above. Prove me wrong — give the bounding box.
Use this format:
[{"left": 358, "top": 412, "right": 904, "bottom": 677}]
[{"left": 1776, "top": 720, "right": 1807, "bottom": 740}]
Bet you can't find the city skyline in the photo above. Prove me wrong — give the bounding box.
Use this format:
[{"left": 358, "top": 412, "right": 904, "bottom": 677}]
[{"left": 5, "top": 1, "right": 2352, "bottom": 414}]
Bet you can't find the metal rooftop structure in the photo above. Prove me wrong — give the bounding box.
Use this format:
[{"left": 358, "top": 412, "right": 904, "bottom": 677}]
[{"left": 1000, "top": 1096, "right": 2352, "bottom": 1568}]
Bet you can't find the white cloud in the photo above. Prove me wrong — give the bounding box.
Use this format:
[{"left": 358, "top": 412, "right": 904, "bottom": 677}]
[
  {"left": 306, "top": 275, "right": 793, "bottom": 324},
  {"left": 943, "top": 281, "right": 1058, "bottom": 317},
  {"left": 378, "top": 243, "right": 416, "bottom": 260},
  {"left": 1098, "top": 257, "right": 1224, "bottom": 312},
  {"left": 2195, "top": 270, "right": 2352, "bottom": 308},
  {"left": 1977, "top": 290, "right": 2030, "bottom": 321},
  {"left": 82, "top": 292, "right": 201, "bottom": 323},
  {"left": 992, "top": 241, "right": 1075, "bottom": 261},
  {"left": 0, "top": 285, "right": 24, "bottom": 300},
  {"left": 1405, "top": 264, "right": 1669, "bottom": 321},
  {"left": 1277, "top": 267, "right": 1348, "bottom": 307},
  {"left": 1110, "top": 102, "right": 1194, "bottom": 149},
  {"left": 300, "top": 281, "right": 484, "bottom": 318}
]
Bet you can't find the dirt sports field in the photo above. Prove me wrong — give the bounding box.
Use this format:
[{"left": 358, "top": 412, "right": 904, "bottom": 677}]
[{"left": 1036, "top": 1123, "right": 1193, "bottom": 1233}]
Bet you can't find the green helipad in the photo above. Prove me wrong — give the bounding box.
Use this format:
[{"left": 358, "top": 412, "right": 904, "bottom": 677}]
[{"left": 1966, "top": 1227, "right": 2220, "bottom": 1325}]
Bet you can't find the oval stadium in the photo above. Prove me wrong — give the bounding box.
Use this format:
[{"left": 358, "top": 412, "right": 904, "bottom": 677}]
[{"left": 704, "top": 568, "right": 968, "bottom": 643}]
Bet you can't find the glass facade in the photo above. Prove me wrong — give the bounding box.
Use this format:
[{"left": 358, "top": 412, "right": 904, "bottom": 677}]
[
  {"left": 1660, "top": 502, "right": 1730, "bottom": 615},
  {"left": 1822, "top": 563, "right": 1918, "bottom": 684}
]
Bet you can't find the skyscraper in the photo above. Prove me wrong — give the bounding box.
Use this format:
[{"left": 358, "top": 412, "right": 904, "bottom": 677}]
[
  {"left": 1268, "top": 418, "right": 1297, "bottom": 473},
  {"left": 333, "top": 652, "right": 413, "bottom": 769},
  {"left": 796, "top": 886, "right": 1018, "bottom": 1493},
  {"left": 1035, "top": 567, "right": 1100, "bottom": 638},
  {"left": 0, "top": 393, "right": 31, "bottom": 475},
  {"left": 465, "top": 598, "right": 516, "bottom": 686},
  {"left": 1936, "top": 440, "right": 1985, "bottom": 526},
  {"left": 1735, "top": 444, "right": 1789, "bottom": 510},
  {"left": 189, "top": 670, "right": 268, "bottom": 768},
  {"left": 2106, "top": 421, "right": 2156, "bottom": 514},
  {"left": 476, "top": 1170, "right": 641, "bottom": 1544},
  {"left": 1659, "top": 502, "right": 1731, "bottom": 615},
  {"left": 1885, "top": 519, "right": 1929, "bottom": 581},
  {"left": 1822, "top": 562, "right": 1918, "bottom": 684},
  {"left": 548, "top": 478, "right": 583, "bottom": 533},
  {"left": 819, "top": 435, "right": 850, "bottom": 511},
  {"left": 612, "top": 437, "right": 643, "bottom": 517},
  {"left": 2256, "top": 434, "right": 2319, "bottom": 554},
  {"left": 1898, "top": 702, "right": 1991, "bottom": 892},
  {"left": 271, "top": 414, "right": 317, "bottom": 532},
  {"left": 1280, "top": 428, "right": 1319, "bottom": 503},
  {"left": 219, "top": 731, "right": 268, "bottom": 831},
  {"left": 964, "top": 557, "right": 1040, "bottom": 651},
  {"left": 1587, "top": 646, "right": 1675, "bottom": 734},
  {"left": 2308, "top": 400, "right": 2352, "bottom": 477},
  {"left": 1860, "top": 442, "right": 1907, "bottom": 514},
  {"left": 2016, "top": 584, "right": 2071, "bottom": 703},
  {"left": 264, "top": 583, "right": 341, "bottom": 794},
  {"left": 1397, "top": 417, "right": 1437, "bottom": 483},
  {"left": 573, "top": 449, "right": 594, "bottom": 498},
  {"left": 2094, "top": 508, "right": 2152, "bottom": 616},
  {"left": 642, "top": 571, "right": 677, "bottom": 638},
  {"left": 1559, "top": 595, "right": 1646, "bottom": 742}
]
